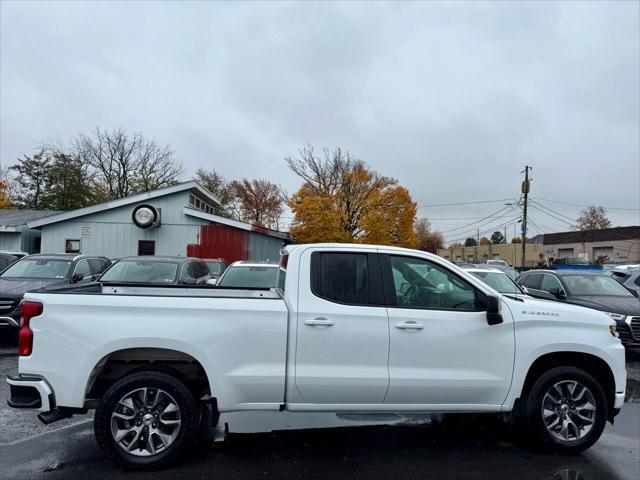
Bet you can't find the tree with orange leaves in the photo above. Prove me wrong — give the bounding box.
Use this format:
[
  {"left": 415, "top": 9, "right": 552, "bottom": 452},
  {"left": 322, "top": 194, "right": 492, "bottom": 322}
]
[
  {"left": 287, "top": 146, "right": 419, "bottom": 248},
  {"left": 0, "top": 179, "right": 11, "bottom": 208}
]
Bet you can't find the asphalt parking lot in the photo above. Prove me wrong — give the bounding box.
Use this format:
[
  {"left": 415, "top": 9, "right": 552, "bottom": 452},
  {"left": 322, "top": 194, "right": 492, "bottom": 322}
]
[{"left": 1, "top": 349, "right": 639, "bottom": 480}]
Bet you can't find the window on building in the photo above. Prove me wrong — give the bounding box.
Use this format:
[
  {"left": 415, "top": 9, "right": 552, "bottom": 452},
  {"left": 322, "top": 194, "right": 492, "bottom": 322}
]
[
  {"left": 592, "top": 246, "right": 614, "bottom": 260},
  {"left": 138, "top": 240, "right": 155, "bottom": 256},
  {"left": 189, "top": 195, "right": 195, "bottom": 206},
  {"left": 557, "top": 248, "right": 574, "bottom": 258},
  {"left": 65, "top": 239, "right": 81, "bottom": 254}
]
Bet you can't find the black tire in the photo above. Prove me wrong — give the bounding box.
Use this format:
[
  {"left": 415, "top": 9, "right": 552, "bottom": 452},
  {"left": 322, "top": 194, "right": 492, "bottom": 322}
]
[
  {"left": 94, "top": 371, "right": 198, "bottom": 469},
  {"left": 523, "top": 366, "right": 607, "bottom": 453}
]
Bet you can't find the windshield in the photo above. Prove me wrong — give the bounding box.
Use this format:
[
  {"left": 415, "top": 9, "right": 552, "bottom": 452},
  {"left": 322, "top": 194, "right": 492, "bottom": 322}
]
[
  {"left": 562, "top": 275, "right": 634, "bottom": 296},
  {"left": 100, "top": 261, "right": 179, "bottom": 284},
  {"left": 218, "top": 265, "right": 279, "bottom": 288},
  {"left": 206, "top": 262, "right": 223, "bottom": 275},
  {"left": 0, "top": 259, "right": 71, "bottom": 279},
  {"left": 469, "top": 271, "right": 523, "bottom": 294}
]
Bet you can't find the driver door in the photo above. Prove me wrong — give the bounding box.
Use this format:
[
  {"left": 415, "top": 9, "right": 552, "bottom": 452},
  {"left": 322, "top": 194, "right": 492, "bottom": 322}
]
[{"left": 381, "top": 252, "right": 515, "bottom": 408}]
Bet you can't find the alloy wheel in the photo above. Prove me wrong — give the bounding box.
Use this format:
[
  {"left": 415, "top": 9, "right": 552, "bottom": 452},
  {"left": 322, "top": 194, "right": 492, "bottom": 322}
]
[
  {"left": 110, "top": 387, "right": 182, "bottom": 457},
  {"left": 542, "top": 380, "right": 596, "bottom": 442}
]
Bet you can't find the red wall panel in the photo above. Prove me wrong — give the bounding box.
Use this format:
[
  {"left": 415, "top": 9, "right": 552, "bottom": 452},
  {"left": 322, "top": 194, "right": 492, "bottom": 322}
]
[{"left": 186, "top": 224, "right": 249, "bottom": 263}]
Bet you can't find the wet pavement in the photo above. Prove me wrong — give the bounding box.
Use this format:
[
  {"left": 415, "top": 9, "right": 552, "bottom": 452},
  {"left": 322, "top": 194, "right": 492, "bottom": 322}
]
[{"left": 1, "top": 351, "right": 639, "bottom": 480}]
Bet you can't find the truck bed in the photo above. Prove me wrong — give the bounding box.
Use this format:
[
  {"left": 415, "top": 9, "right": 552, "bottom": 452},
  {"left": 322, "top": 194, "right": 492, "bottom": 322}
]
[{"left": 35, "top": 282, "right": 282, "bottom": 299}]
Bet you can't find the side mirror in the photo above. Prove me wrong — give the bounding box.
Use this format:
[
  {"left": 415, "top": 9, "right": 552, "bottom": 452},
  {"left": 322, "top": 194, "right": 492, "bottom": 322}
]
[
  {"left": 71, "top": 273, "right": 83, "bottom": 283},
  {"left": 206, "top": 278, "right": 217, "bottom": 286},
  {"left": 486, "top": 295, "right": 503, "bottom": 325},
  {"left": 549, "top": 287, "right": 566, "bottom": 299},
  {"left": 521, "top": 286, "right": 529, "bottom": 295}
]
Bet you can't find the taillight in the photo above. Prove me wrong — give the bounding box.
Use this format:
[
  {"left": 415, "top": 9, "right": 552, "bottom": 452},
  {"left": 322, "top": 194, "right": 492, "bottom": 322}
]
[{"left": 18, "top": 301, "right": 43, "bottom": 357}]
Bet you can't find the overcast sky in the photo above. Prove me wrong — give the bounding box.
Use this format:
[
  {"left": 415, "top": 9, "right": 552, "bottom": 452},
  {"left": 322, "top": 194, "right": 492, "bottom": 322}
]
[{"left": 1, "top": 0, "right": 638, "bottom": 241}]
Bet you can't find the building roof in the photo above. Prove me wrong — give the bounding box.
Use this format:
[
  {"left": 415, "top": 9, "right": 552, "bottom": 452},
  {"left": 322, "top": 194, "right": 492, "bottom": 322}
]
[
  {"left": 26, "top": 181, "right": 220, "bottom": 229},
  {"left": 0, "top": 209, "right": 62, "bottom": 232},
  {"left": 183, "top": 207, "right": 294, "bottom": 241},
  {"left": 541, "top": 226, "right": 640, "bottom": 245}
]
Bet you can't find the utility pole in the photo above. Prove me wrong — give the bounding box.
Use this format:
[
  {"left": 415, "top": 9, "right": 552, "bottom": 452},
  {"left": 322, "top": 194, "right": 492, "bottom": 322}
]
[{"left": 521, "top": 165, "right": 531, "bottom": 270}]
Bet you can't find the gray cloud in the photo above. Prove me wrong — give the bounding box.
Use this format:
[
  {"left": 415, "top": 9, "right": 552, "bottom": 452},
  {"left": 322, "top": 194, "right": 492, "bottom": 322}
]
[{"left": 1, "top": 1, "right": 638, "bottom": 237}]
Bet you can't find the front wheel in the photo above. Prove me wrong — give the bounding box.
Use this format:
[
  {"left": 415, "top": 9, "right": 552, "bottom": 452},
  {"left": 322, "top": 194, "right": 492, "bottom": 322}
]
[
  {"left": 524, "top": 366, "right": 607, "bottom": 453},
  {"left": 94, "top": 371, "right": 199, "bottom": 468}
]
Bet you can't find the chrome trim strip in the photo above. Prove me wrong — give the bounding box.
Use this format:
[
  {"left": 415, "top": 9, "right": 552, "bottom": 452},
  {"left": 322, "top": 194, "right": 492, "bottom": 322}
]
[{"left": 0, "top": 316, "right": 19, "bottom": 327}]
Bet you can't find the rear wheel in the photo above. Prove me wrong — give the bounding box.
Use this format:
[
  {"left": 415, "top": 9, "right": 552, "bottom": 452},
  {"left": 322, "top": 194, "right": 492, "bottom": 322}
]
[
  {"left": 523, "top": 366, "right": 607, "bottom": 453},
  {"left": 94, "top": 371, "right": 198, "bottom": 468}
]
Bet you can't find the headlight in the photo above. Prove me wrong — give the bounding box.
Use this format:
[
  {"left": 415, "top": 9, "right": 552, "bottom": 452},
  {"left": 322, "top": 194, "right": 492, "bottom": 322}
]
[
  {"left": 605, "top": 312, "right": 626, "bottom": 321},
  {"left": 609, "top": 325, "right": 618, "bottom": 338}
]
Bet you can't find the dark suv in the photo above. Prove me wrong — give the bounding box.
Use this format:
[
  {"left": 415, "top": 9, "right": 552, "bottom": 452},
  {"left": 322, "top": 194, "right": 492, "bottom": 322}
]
[
  {"left": 0, "top": 254, "right": 111, "bottom": 331},
  {"left": 516, "top": 269, "right": 640, "bottom": 350}
]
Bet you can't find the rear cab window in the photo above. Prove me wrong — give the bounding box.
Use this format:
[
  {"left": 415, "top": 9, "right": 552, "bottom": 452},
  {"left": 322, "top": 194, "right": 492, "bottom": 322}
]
[{"left": 310, "top": 252, "right": 383, "bottom": 305}]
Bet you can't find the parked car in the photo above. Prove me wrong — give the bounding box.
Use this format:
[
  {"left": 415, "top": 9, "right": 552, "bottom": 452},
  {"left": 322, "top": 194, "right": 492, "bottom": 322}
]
[
  {"left": 484, "top": 259, "right": 509, "bottom": 267},
  {"left": 7, "top": 243, "right": 625, "bottom": 468},
  {"left": 0, "top": 253, "right": 18, "bottom": 271},
  {"left": 476, "top": 262, "right": 517, "bottom": 280},
  {"left": 99, "top": 256, "right": 211, "bottom": 286},
  {"left": 201, "top": 258, "right": 229, "bottom": 282},
  {"left": 604, "top": 266, "right": 640, "bottom": 296},
  {"left": 0, "top": 254, "right": 111, "bottom": 330},
  {"left": 0, "top": 250, "right": 29, "bottom": 259},
  {"left": 464, "top": 267, "right": 527, "bottom": 297},
  {"left": 553, "top": 257, "right": 589, "bottom": 266},
  {"left": 516, "top": 269, "right": 640, "bottom": 350},
  {"left": 216, "top": 260, "right": 280, "bottom": 288}
]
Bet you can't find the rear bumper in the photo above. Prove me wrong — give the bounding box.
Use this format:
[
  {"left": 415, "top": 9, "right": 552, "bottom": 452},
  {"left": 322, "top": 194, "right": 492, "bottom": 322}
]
[{"left": 6, "top": 375, "right": 54, "bottom": 412}]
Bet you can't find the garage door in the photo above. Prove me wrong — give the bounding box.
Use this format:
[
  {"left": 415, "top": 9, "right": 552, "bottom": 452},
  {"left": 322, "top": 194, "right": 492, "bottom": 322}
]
[{"left": 593, "top": 247, "right": 614, "bottom": 261}]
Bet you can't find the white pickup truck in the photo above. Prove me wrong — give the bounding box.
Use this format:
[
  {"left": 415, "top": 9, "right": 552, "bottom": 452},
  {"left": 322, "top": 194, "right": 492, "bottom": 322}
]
[{"left": 7, "top": 243, "right": 626, "bottom": 468}]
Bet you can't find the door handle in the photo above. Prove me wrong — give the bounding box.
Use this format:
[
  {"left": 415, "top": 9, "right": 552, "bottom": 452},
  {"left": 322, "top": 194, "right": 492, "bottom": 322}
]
[
  {"left": 395, "top": 321, "right": 424, "bottom": 330},
  {"left": 304, "top": 318, "right": 335, "bottom": 327}
]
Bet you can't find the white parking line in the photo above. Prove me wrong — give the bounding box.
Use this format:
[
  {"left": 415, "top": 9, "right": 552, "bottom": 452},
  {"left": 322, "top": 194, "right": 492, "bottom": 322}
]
[{"left": 0, "top": 419, "right": 93, "bottom": 447}]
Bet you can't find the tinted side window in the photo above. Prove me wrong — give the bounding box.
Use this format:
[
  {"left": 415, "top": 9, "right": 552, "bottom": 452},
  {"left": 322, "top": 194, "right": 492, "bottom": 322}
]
[
  {"left": 89, "top": 259, "right": 107, "bottom": 275},
  {"left": 73, "top": 259, "right": 92, "bottom": 279},
  {"left": 181, "top": 263, "right": 197, "bottom": 282},
  {"left": 523, "top": 273, "right": 542, "bottom": 289},
  {"left": 540, "top": 274, "right": 563, "bottom": 292},
  {"left": 194, "top": 262, "right": 210, "bottom": 279},
  {"left": 312, "top": 252, "right": 370, "bottom": 305},
  {"left": 388, "top": 255, "right": 477, "bottom": 310}
]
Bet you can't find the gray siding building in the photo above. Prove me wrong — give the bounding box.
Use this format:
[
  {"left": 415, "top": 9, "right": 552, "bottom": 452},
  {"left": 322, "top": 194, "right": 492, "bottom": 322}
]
[{"left": 7, "top": 181, "right": 291, "bottom": 262}]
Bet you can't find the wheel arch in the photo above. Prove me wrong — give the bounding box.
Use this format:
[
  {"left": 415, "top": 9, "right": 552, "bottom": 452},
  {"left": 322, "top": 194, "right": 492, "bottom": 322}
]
[
  {"left": 514, "top": 351, "right": 616, "bottom": 421},
  {"left": 84, "top": 347, "right": 214, "bottom": 405}
]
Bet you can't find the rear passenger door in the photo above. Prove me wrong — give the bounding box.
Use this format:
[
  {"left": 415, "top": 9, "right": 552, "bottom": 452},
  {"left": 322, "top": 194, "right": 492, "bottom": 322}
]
[{"left": 294, "top": 248, "right": 389, "bottom": 405}]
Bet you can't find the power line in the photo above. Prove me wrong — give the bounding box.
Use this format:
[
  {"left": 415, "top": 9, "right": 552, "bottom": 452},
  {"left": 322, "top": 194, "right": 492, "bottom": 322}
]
[
  {"left": 418, "top": 198, "right": 516, "bottom": 208},
  {"left": 529, "top": 204, "right": 576, "bottom": 227},
  {"left": 445, "top": 217, "right": 522, "bottom": 243},
  {"left": 529, "top": 200, "right": 577, "bottom": 223},
  {"left": 532, "top": 196, "right": 640, "bottom": 212},
  {"left": 458, "top": 171, "right": 522, "bottom": 203},
  {"left": 439, "top": 205, "right": 516, "bottom": 234}
]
